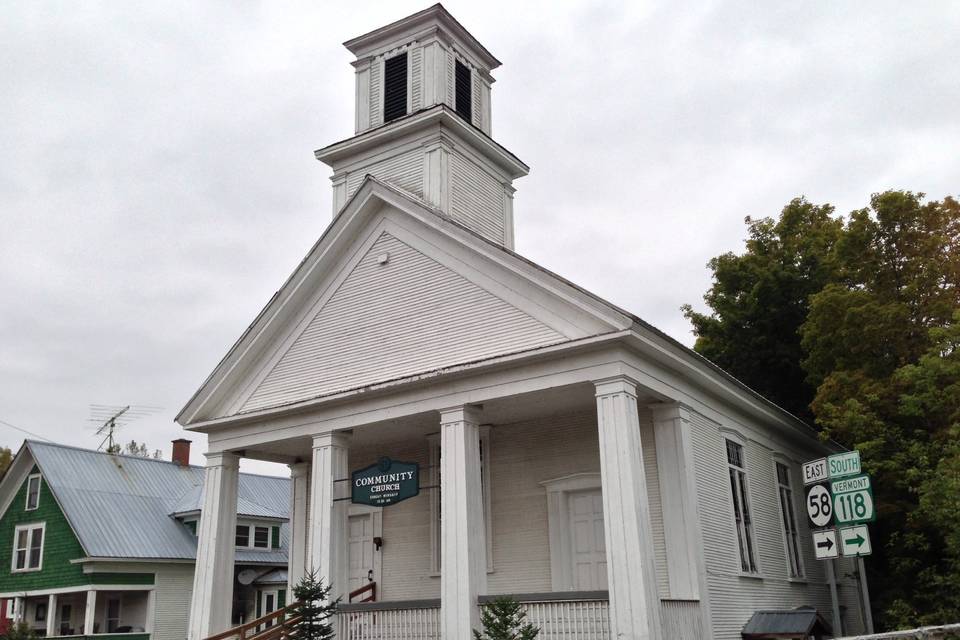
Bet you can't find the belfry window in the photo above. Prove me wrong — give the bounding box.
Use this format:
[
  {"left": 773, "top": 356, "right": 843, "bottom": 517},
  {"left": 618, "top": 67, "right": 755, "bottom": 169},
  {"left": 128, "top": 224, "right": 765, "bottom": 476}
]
[
  {"left": 383, "top": 52, "right": 408, "bottom": 122},
  {"left": 455, "top": 59, "right": 472, "bottom": 122}
]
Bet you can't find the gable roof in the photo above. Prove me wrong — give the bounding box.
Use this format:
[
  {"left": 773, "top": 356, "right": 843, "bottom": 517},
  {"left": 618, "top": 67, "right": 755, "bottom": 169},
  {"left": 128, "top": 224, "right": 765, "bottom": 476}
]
[
  {"left": 8, "top": 441, "right": 289, "bottom": 563},
  {"left": 177, "top": 176, "right": 822, "bottom": 443}
]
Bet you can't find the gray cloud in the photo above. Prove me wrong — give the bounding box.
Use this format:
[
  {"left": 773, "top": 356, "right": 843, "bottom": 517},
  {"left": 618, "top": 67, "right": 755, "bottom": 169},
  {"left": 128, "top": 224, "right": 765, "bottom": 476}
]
[{"left": 2, "top": 0, "right": 957, "bottom": 473}]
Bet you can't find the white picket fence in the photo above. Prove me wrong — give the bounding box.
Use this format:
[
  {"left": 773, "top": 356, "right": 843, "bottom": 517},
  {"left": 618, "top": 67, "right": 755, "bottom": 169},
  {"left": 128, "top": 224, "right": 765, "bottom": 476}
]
[
  {"left": 839, "top": 624, "right": 960, "bottom": 639},
  {"left": 338, "top": 602, "right": 440, "bottom": 640}
]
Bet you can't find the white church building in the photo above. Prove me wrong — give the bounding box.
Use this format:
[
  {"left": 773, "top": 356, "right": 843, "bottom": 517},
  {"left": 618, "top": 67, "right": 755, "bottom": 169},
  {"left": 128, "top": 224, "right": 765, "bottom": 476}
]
[{"left": 178, "top": 5, "right": 867, "bottom": 639}]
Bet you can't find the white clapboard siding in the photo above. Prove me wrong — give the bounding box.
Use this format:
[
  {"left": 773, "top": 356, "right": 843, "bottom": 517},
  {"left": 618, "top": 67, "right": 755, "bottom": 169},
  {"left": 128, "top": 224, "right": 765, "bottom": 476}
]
[
  {"left": 450, "top": 152, "right": 505, "bottom": 244},
  {"left": 242, "top": 232, "right": 565, "bottom": 413},
  {"left": 153, "top": 564, "right": 196, "bottom": 640},
  {"left": 347, "top": 408, "right": 668, "bottom": 602},
  {"left": 346, "top": 148, "right": 424, "bottom": 201},
  {"left": 688, "top": 410, "right": 865, "bottom": 639},
  {"left": 411, "top": 46, "right": 422, "bottom": 111},
  {"left": 369, "top": 59, "right": 382, "bottom": 129}
]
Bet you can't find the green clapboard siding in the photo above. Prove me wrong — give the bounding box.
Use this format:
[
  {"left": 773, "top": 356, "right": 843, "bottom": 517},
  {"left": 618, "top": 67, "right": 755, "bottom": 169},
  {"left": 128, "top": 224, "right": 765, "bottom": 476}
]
[
  {"left": 0, "top": 466, "right": 88, "bottom": 591},
  {"left": 88, "top": 572, "right": 155, "bottom": 585}
]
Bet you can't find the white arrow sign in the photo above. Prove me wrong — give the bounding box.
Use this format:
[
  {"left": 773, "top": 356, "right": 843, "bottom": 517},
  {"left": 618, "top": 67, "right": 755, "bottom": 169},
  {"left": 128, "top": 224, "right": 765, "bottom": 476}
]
[
  {"left": 813, "top": 529, "right": 839, "bottom": 560},
  {"left": 806, "top": 484, "right": 833, "bottom": 528}
]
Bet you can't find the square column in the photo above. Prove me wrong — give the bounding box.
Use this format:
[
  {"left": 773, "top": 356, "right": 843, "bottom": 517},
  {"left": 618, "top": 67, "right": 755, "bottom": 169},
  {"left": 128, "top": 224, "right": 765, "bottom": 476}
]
[
  {"left": 188, "top": 452, "right": 240, "bottom": 640},
  {"left": 594, "top": 377, "right": 662, "bottom": 640},
  {"left": 308, "top": 432, "right": 351, "bottom": 603},
  {"left": 439, "top": 405, "right": 487, "bottom": 639},
  {"left": 287, "top": 461, "right": 310, "bottom": 593},
  {"left": 83, "top": 590, "right": 96, "bottom": 635},
  {"left": 46, "top": 594, "right": 57, "bottom": 637}
]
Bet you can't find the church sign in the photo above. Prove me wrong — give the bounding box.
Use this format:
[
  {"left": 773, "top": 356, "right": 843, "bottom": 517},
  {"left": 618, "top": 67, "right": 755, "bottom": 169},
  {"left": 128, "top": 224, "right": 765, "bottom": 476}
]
[{"left": 351, "top": 457, "right": 419, "bottom": 507}]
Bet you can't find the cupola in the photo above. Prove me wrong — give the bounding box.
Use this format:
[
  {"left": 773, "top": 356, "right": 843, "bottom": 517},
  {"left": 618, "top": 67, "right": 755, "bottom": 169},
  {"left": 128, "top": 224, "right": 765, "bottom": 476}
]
[{"left": 315, "top": 4, "right": 528, "bottom": 249}]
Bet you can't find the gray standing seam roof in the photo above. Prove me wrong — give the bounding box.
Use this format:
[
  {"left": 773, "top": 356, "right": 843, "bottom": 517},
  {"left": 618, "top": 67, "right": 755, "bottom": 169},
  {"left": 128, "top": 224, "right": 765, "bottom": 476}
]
[{"left": 26, "top": 440, "right": 290, "bottom": 562}]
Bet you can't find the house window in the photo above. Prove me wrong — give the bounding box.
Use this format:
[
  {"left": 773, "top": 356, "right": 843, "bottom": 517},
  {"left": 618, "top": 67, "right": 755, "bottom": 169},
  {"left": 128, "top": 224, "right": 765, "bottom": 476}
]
[
  {"left": 454, "top": 59, "right": 472, "bottom": 122},
  {"left": 25, "top": 474, "right": 41, "bottom": 511},
  {"left": 776, "top": 461, "right": 804, "bottom": 578},
  {"left": 429, "top": 427, "right": 493, "bottom": 573},
  {"left": 34, "top": 603, "right": 46, "bottom": 623},
  {"left": 726, "top": 439, "right": 758, "bottom": 573},
  {"left": 236, "top": 524, "right": 271, "bottom": 549},
  {"left": 383, "top": 52, "right": 408, "bottom": 123},
  {"left": 106, "top": 597, "right": 121, "bottom": 633},
  {"left": 60, "top": 604, "right": 72, "bottom": 636},
  {"left": 12, "top": 523, "right": 44, "bottom": 572}
]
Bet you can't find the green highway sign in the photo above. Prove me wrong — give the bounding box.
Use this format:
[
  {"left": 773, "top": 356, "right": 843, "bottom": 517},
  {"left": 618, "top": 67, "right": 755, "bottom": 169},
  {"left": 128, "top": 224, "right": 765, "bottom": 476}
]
[
  {"left": 352, "top": 457, "right": 420, "bottom": 507},
  {"left": 832, "top": 475, "right": 876, "bottom": 525},
  {"left": 828, "top": 451, "right": 861, "bottom": 479},
  {"left": 840, "top": 525, "right": 872, "bottom": 557}
]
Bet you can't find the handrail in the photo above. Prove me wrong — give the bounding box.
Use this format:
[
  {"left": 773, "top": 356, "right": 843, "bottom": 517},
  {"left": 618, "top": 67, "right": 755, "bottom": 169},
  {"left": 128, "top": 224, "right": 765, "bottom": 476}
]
[
  {"left": 349, "top": 582, "right": 376, "bottom": 603},
  {"left": 204, "top": 603, "right": 300, "bottom": 640}
]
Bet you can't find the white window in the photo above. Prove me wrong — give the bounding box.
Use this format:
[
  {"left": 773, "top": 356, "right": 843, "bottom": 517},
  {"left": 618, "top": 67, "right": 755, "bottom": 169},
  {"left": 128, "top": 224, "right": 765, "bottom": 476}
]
[
  {"left": 776, "top": 461, "right": 805, "bottom": 578},
  {"left": 12, "top": 523, "right": 44, "bottom": 572},
  {"left": 725, "top": 439, "right": 758, "bottom": 573},
  {"left": 236, "top": 524, "right": 271, "bottom": 550},
  {"left": 25, "top": 474, "right": 41, "bottom": 511},
  {"left": 429, "top": 427, "right": 493, "bottom": 574}
]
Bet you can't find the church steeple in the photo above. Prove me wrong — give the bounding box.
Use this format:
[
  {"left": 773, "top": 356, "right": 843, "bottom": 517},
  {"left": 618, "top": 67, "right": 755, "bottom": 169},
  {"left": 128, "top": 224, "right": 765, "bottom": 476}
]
[{"left": 315, "top": 4, "right": 528, "bottom": 249}]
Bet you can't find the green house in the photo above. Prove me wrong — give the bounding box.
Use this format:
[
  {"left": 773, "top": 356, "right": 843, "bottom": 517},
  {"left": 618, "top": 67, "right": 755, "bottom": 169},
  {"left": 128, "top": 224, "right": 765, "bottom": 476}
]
[{"left": 0, "top": 441, "right": 289, "bottom": 640}]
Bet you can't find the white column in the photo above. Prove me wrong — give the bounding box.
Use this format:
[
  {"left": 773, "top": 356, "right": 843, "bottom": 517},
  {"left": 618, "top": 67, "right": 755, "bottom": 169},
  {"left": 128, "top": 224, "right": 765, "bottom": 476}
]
[
  {"left": 12, "top": 596, "right": 22, "bottom": 624},
  {"left": 439, "top": 405, "right": 487, "bottom": 639},
  {"left": 288, "top": 461, "right": 310, "bottom": 593},
  {"left": 423, "top": 142, "right": 450, "bottom": 213},
  {"left": 188, "top": 452, "right": 240, "bottom": 640},
  {"left": 308, "top": 432, "right": 351, "bottom": 603},
  {"left": 46, "top": 594, "right": 57, "bottom": 637},
  {"left": 83, "top": 590, "right": 96, "bottom": 636},
  {"left": 595, "top": 377, "right": 662, "bottom": 640},
  {"left": 650, "top": 403, "right": 703, "bottom": 600}
]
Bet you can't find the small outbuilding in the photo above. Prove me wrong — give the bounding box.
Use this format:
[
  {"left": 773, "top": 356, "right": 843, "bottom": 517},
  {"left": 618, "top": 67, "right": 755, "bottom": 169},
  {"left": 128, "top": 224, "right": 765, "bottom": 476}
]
[{"left": 742, "top": 607, "right": 834, "bottom": 639}]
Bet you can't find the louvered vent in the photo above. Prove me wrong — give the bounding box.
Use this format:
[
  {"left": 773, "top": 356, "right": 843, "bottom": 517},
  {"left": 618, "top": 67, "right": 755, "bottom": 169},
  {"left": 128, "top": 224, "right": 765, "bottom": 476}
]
[
  {"left": 455, "top": 59, "right": 472, "bottom": 122},
  {"left": 383, "top": 52, "right": 408, "bottom": 123}
]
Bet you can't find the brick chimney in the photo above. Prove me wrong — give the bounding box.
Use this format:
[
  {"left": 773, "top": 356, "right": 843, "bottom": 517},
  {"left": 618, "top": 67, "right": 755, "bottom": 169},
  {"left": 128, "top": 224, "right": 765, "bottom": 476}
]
[{"left": 171, "top": 439, "right": 192, "bottom": 466}]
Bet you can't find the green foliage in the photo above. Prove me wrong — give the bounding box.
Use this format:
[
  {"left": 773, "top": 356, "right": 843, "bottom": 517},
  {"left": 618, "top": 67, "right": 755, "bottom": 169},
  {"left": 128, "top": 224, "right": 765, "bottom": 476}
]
[
  {"left": 288, "top": 569, "right": 337, "bottom": 640},
  {"left": 0, "top": 447, "right": 12, "bottom": 476},
  {"left": 683, "top": 197, "right": 843, "bottom": 418},
  {"left": 107, "top": 440, "right": 162, "bottom": 458},
  {"left": 687, "top": 190, "right": 960, "bottom": 629},
  {"left": 473, "top": 597, "right": 540, "bottom": 640},
  {"left": 2, "top": 622, "right": 38, "bottom": 640}
]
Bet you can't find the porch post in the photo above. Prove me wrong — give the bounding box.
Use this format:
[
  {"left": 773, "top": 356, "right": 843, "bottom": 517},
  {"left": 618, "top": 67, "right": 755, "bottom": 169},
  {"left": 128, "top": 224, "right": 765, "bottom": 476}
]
[
  {"left": 188, "top": 451, "right": 240, "bottom": 640},
  {"left": 308, "top": 432, "right": 350, "bottom": 603},
  {"left": 439, "top": 405, "right": 487, "bottom": 639},
  {"left": 594, "top": 377, "right": 662, "bottom": 640},
  {"left": 46, "top": 594, "right": 57, "bottom": 637},
  {"left": 12, "top": 596, "right": 22, "bottom": 623},
  {"left": 83, "top": 590, "right": 96, "bottom": 635},
  {"left": 288, "top": 461, "right": 310, "bottom": 593}
]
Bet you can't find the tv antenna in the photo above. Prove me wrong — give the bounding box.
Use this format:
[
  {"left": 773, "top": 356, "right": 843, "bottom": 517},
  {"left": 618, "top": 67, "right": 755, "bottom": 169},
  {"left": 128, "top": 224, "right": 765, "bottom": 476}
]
[{"left": 88, "top": 404, "right": 163, "bottom": 452}]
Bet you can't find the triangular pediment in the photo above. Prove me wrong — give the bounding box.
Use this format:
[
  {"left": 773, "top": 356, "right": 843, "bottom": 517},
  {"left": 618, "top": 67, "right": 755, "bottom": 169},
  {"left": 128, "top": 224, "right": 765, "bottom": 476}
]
[
  {"left": 240, "top": 230, "right": 565, "bottom": 413},
  {"left": 178, "top": 179, "right": 631, "bottom": 424}
]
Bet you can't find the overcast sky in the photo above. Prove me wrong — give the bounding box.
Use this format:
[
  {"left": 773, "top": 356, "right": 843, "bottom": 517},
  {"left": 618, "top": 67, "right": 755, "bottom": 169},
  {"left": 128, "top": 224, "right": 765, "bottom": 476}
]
[{"left": 2, "top": 1, "right": 958, "bottom": 475}]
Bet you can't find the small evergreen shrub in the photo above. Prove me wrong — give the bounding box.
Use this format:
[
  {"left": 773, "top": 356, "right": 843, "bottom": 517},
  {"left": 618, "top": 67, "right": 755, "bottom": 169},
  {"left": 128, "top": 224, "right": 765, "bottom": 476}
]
[
  {"left": 473, "top": 597, "right": 540, "bottom": 640},
  {"left": 2, "top": 623, "right": 38, "bottom": 640},
  {"left": 288, "top": 570, "right": 339, "bottom": 640}
]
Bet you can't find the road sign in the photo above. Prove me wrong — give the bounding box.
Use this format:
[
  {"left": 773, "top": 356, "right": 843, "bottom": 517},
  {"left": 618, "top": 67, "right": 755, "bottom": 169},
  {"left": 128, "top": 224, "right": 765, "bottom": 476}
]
[
  {"left": 828, "top": 451, "right": 861, "bottom": 479},
  {"left": 813, "top": 528, "right": 839, "bottom": 560},
  {"left": 831, "top": 473, "right": 870, "bottom": 495},
  {"left": 806, "top": 483, "right": 833, "bottom": 528},
  {"left": 803, "top": 458, "right": 828, "bottom": 485},
  {"left": 833, "top": 486, "right": 875, "bottom": 524},
  {"left": 840, "top": 525, "right": 872, "bottom": 557}
]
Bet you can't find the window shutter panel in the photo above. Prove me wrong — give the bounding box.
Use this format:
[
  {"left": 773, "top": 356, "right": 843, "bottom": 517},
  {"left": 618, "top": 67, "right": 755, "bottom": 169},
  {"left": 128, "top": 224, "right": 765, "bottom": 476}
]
[
  {"left": 272, "top": 526, "right": 281, "bottom": 549},
  {"left": 256, "top": 591, "right": 262, "bottom": 618},
  {"left": 455, "top": 60, "right": 472, "bottom": 122},
  {"left": 383, "top": 53, "right": 408, "bottom": 122},
  {"left": 278, "top": 590, "right": 286, "bottom": 609}
]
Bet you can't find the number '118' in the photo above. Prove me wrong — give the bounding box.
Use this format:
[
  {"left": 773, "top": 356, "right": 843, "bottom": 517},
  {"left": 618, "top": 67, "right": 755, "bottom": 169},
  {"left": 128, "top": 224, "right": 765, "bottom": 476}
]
[{"left": 836, "top": 492, "right": 870, "bottom": 521}]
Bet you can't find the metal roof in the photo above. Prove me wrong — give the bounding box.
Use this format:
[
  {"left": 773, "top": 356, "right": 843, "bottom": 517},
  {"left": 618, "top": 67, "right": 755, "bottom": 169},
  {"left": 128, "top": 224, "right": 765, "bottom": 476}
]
[
  {"left": 26, "top": 441, "right": 289, "bottom": 562},
  {"left": 741, "top": 608, "right": 833, "bottom": 639}
]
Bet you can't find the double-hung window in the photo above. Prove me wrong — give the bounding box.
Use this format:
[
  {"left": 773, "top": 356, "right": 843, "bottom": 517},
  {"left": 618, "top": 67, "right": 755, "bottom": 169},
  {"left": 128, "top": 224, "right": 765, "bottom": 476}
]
[
  {"left": 12, "top": 523, "right": 44, "bottom": 572},
  {"left": 236, "top": 524, "right": 271, "bottom": 550},
  {"left": 25, "top": 474, "right": 41, "bottom": 511},
  {"left": 726, "top": 439, "right": 758, "bottom": 573},
  {"left": 776, "top": 461, "right": 804, "bottom": 578}
]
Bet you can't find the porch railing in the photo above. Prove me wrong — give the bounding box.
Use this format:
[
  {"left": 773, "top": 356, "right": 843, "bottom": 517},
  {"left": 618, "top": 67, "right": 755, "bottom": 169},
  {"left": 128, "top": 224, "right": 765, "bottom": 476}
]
[
  {"left": 480, "top": 592, "right": 611, "bottom": 640},
  {"left": 204, "top": 604, "right": 300, "bottom": 640},
  {"left": 337, "top": 599, "right": 441, "bottom": 640}
]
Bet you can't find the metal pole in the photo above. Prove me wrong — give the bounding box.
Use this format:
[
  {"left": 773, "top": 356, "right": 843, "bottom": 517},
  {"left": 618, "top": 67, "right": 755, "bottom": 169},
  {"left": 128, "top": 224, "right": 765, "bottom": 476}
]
[
  {"left": 827, "top": 559, "right": 843, "bottom": 636},
  {"left": 858, "top": 557, "right": 874, "bottom": 633}
]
